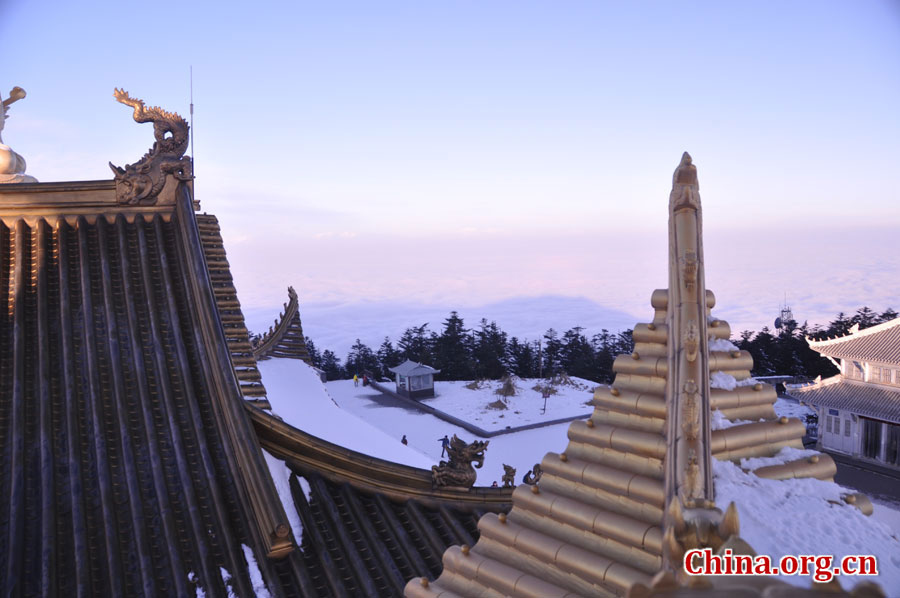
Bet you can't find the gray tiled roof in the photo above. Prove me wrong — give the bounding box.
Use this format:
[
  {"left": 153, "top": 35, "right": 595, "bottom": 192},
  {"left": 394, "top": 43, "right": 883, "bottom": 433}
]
[
  {"left": 388, "top": 359, "right": 441, "bottom": 376},
  {"left": 791, "top": 378, "right": 900, "bottom": 423},
  {"left": 807, "top": 318, "right": 900, "bottom": 364}
]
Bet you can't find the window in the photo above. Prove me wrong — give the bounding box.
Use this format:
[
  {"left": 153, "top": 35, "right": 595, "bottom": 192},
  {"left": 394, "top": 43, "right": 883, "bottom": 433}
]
[
  {"left": 872, "top": 367, "right": 881, "bottom": 383},
  {"left": 848, "top": 362, "right": 864, "bottom": 380},
  {"left": 844, "top": 419, "right": 851, "bottom": 437},
  {"left": 886, "top": 424, "right": 900, "bottom": 466},
  {"left": 861, "top": 418, "right": 882, "bottom": 460},
  {"left": 410, "top": 374, "right": 428, "bottom": 391}
]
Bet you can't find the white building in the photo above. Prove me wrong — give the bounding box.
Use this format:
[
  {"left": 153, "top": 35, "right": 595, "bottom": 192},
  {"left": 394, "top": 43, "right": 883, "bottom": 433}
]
[
  {"left": 388, "top": 359, "right": 441, "bottom": 399},
  {"left": 790, "top": 318, "right": 900, "bottom": 467}
]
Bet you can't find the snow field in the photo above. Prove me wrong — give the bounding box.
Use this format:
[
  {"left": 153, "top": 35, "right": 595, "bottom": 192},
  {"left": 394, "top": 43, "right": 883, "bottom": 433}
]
[
  {"left": 406, "top": 375, "right": 596, "bottom": 430},
  {"left": 260, "top": 357, "right": 900, "bottom": 590}
]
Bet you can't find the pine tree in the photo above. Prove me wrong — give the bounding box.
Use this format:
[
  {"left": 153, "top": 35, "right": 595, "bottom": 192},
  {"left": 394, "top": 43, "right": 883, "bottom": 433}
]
[
  {"left": 376, "top": 337, "right": 401, "bottom": 380},
  {"left": 590, "top": 330, "right": 616, "bottom": 383},
  {"left": 345, "top": 338, "right": 380, "bottom": 377},
  {"left": 305, "top": 337, "right": 323, "bottom": 369},
  {"left": 541, "top": 328, "right": 562, "bottom": 378},
  {"left": 320, "top": 350, "right": 345, "bottom": 381},
  {"left": 560, "top": 327, "right": 596, "bottom": 381},
  {"left": 851, "top": 306, "right": 878, "bottom": 330},
  {"left": 614, "top": 329, "right": 634, "bottom": 356},
  {"left": 827, "top": 312, "right": 852, "bottom": 338},
  {"left": 878, "top": 308, "right": 898, "bottom": 324},
  {"left": 473, "top": 319, "right": 508, "bottom": 379},
  {"left": 434, "top": 312, "right": 475, "bottom": 381},
  {"left": 398, "top": 324, "right": 433, "bottom": 364},
  {"left": 508, "top": 336, "right": 537, "bottom": 378}
]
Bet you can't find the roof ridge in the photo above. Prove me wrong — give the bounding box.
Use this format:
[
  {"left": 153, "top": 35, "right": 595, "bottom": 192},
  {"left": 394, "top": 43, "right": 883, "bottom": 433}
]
[{"left": 807, "top": 316, "right": 900, "bottom": 347}]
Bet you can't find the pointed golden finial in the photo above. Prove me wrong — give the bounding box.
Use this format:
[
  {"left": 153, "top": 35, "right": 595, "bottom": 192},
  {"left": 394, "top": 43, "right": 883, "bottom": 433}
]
[
  {"left": 670, "top": 151, "right": 700, "bottom": 211},
  {"left": 663, "top": 526, "right": 684, "bottom": 562},
  {"left": 668, "top": 496, "right": 686, "bottom": 533},
  {"left": 719, "top": 501, "right": 740, "bottom": 538}
]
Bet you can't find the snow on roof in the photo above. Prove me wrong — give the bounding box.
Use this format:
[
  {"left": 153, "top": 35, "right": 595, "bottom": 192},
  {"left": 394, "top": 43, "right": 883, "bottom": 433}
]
[
  {"left": 388, "top": 359, "right": 441, "bottom": 376},
  {"left": 791, "top": 375, "right": 900, "bottom": 423},
  {"left": 806, "top": 317, "right": 900, "bottom": 364},
  {"left": 714, "top": 457, "right": 900, "bottom": 590},
  {"left": 257, "top": 358, "right": 435, "bottom": 469}
]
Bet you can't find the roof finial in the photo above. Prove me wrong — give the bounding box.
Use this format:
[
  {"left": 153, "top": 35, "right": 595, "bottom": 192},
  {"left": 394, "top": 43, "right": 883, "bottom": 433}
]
[
  {"left": 0, "top": 86, "right": 38, "bottom": 183},
  {"left": 669, "top": 151, "right": 699, "bottom": 211}
]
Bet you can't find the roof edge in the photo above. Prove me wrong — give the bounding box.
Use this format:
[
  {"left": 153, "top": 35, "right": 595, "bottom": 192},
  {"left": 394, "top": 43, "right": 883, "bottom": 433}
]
[{"left": 806, "top": 316, "right": 900, "bottom": 349}]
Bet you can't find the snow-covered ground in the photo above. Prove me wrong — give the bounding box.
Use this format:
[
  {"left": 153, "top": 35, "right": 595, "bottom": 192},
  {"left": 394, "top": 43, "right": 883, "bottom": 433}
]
[
  {"left": 259, "top": 357, "right": 900, "bottom": 590},
  {"left": 712, "top": 394, "right": 900, "bottom": 589},
  {"left": 260, "top": 359, "right": 575, "bottom": 484},
  {"left": 259, "top": 359, "right": 433, "bottom": 469},
  {"left": 412, "top": 376, "right": 596, "bottom": 430},
  {"left": 714, "top": 457, "right": 900, "bottom": 590},
  {"left": 325, "top": 377, "right": 577, "bottom": 484}
]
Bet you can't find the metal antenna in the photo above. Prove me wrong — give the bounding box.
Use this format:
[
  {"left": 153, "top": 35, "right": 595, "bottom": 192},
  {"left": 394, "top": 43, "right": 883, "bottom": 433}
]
[{"left": 190, "top": 66, "right": 195, "bottom": 185}]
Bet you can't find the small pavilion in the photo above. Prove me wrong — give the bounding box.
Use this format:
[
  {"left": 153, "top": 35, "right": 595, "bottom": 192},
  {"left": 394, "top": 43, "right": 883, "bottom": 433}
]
[{"left": 388, "top": 360, "right": 440, "bottom": 399}]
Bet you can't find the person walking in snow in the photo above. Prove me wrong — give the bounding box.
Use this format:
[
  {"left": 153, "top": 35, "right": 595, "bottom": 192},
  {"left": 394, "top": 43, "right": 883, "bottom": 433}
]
[
  {"left": 438, "top": 434, "right": 450, "bottom": 458},
  {"left": 401, "top": 435, "right": 408, "bottom": 445},
  {"left": 353, "top": 374, "right": 359, "bottom": 387}
]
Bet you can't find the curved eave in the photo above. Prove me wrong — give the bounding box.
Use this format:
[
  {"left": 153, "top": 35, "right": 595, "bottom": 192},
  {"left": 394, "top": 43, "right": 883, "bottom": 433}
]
[
  {"left": 806, "top": 317, "right": 900, "bottom": 363},
  {"left": 252, "top": 286, "right": 300, "bottom": 360},
  {"left": 246, "top": 404, "right": 513, "bottom": 510},
  {"left": 790, "top": 377, "right": 900, "bottom": 423}
]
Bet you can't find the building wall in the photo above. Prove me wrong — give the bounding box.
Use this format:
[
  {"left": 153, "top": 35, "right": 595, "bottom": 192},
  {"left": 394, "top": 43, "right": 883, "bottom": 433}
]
[{"left": 819, "top": 407, "right": 858, "bottom": 456}]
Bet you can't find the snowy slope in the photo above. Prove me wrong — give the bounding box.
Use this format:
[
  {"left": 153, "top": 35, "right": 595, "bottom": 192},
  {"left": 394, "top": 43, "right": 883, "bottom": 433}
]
[
  {"left": 258, "top": 359, "right": 434, "bottom": 469},
  {"left": 326, "top": 379, "right": 574, "bottom": 485},
  {"left": 259, "top": 357, "right": 900, "bottom": 590},
  {"left": 714, "top": 458, "right": 900, "bottom": 590}
]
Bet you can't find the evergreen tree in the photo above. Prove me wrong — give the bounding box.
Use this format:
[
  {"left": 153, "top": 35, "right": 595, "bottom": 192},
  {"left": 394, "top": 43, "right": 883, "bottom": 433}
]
[
  {"left": 795, "top": 321, "right": 839, "bottom": 379},
  {"left": 345, "top": 338, "right": 380, "bottom": 377},
  {"left": 772, "top": 320, "right": 804, "bottom": 376},
  {"left": 398, "top": 323, "right": 433, "bottom": 364},
  {"left": 305, "top": 337, "right": 323, "bottom": 369},
  {"left": 560, "top": 327, "right": 596, "bottom": 381},
  {"left": 434, "top": 312, "right": 475, "bottom": 380},
  {"left": 614, "top": 329, "right": 634, "bottom": 356},
  {"left": 851, "top": 306, "right": 878, "bottom": 329},
  {"left": 320, "top": 350, "right": 345, "bottom": 381},
  {"left": 508, "top": 336, "right": 537, "bottom": 378},
  {"left": 747, "top": 326, "right": 777, "bottom": 375},
  {"left": 473, "top": 319, "right": 508, "bottom": 379},
  {"left": 541, "top": 328, "right": 562, "bottom": 377},
  {"left": 591, "top": 329, "right": 617, "bottom": 383},
  {"left": 878, "top": 308, "right": 899, "bottom": 324},
  {"left": 827, "top": 312, "right": 852, "bottom": 338},
  {"left": 376, "top": 337, "right": 401, "bottom": 380}
]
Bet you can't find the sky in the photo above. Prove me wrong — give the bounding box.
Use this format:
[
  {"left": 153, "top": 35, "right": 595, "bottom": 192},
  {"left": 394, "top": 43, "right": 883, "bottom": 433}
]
[{"left": 2, "top": 1, "right": 899, "bottom": 350}]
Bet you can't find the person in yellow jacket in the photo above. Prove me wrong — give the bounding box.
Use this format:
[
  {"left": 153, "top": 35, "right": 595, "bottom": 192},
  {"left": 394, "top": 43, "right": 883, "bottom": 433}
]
[{"left": 353, "top": 374, "right": 359, "bottom": 387}]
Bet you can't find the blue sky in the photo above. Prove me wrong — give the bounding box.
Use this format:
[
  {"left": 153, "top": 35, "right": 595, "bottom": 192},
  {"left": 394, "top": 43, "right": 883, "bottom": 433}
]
[{"left": 2, "top": 1, "right": 898, "bottom": 337}]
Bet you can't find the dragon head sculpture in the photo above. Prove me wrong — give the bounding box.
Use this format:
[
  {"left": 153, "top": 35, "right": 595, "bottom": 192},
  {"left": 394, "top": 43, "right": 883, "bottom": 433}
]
[
  {"left": 109, "top": 88, "right": 192, "bottom": 205},
  {"left": 431, "top": 435, "right": 489, "bottom": 488}
]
